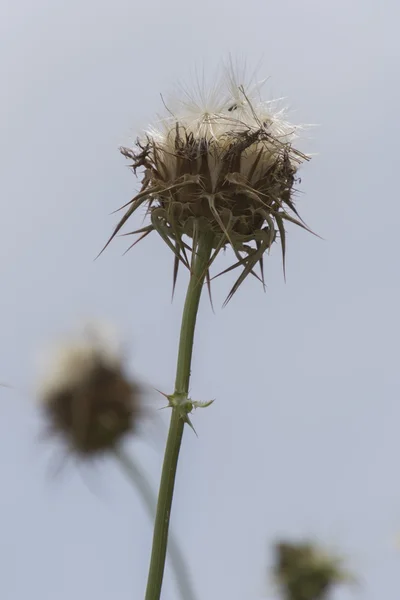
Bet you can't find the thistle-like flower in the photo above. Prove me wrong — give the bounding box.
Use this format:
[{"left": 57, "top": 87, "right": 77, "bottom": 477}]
[
  {"left": 103, "top": 63, "right": 312, "bottom": 302},
  {"left": 38, "top": 324, "right": 141, "bottom": 457},
  {"left": 273, "top": 540, "right": 352, "bottom": 600}
]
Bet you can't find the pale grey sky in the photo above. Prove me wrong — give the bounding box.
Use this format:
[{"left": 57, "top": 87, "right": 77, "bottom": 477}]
[{"left": 1, "top": 1, "right": 399, "bottom": 599}]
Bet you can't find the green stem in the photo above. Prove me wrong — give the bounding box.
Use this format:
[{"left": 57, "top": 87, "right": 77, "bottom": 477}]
[
  {"left": 114, "top": 447, "right": 198, "bottom": 600},
  {"left": 145, "top": 232, "right": 214, "bottom": 600}
]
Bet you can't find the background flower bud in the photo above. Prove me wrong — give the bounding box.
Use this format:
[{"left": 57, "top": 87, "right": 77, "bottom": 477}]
[
  {"left": 38, "top": 323, "right": 141, "bottom": 457},
  {"left": 273, "top": 540, "right": 351, "bottom": 600}
]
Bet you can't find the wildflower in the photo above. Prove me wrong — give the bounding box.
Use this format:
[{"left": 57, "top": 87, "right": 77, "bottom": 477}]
[
  {"left": 102, "top": 63, "right": 312, "bottom": 303},
  {"left": 38, "top": 324, "right": 141, "bottom": 457},
  {"left": 273, "top": 540, "right": 352, "bottom": 600}
]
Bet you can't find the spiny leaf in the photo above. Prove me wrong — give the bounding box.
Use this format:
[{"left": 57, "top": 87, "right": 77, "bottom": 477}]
[
  {"left": 208, "top": 232, "right": 228, "bottom": 271},
  {"left": 263, "top": 213, "right": 276, "bottom": 250},
  {"left": 223, "top": 229, "right": 270, "bottom": 306},
  {"left": 211, "top": 245, "right": 263, "bottom": 286},
  {"left": 172, "top": 250, "right": 180, "bottom": 300},
  {"left": 167, "top": 204, "right": 190, "bottom": 267},
  {"left": 207, "top": 196, "right": 244, "bottom": 266},
  {"left": 207, "top": 195, "right": 236, "bottom": 252},
  {"left": 122, "top": 229, "right": 152, "bottom": 255},
  {"left": 151, "top": 210, "right": 190, "bottom": 271},
  {"left": 283, "top": 196, "right": 307, "bottom": 224},
  {"left": 190, "top": 220, "right": 199, "bottom": 273},
  {"left": 205, "top": 268, "right": 214, "bottom": 312},
  {"left": 184, "top": 414, "right": 198, "bottom": 437},
  {"left": 119, "top": 225, "right": 154, "bottom": 237},
  {"left": 255, "top": 240, "right": 265, "bottom": 290},
  {"left": 100, "top": 178, "right": 202, "bottom": 258},
  {"left": 211, "top": 251, "right": 249, "bottom": 281},
  {"left": 276, "top": 211, "right": 321, "bottom": 238},
  {"left": 110, "top": 186, "right": 159, "bottom": 215},
  {"left": 96, "top": 192, "right": 152, "bottom": 259},
  {"left": 275, "top": 213, "right": 287, "bottom": 280}
]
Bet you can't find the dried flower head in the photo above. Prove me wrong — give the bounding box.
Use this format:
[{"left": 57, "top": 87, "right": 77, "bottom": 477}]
[
  {"left": 273, "top": 540, "right": 351, "bottom": 600},
  {"left": 38, "top": 324, "right": 141, "bottom": 457},
  {"left": 103, "top": 63, "right": 313, "bottom": 302}
]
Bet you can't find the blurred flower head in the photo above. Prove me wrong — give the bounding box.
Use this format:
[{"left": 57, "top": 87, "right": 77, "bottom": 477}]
[
  {"left": 102, "top": 61, "right": 313, "bottom": 303},
  {"left": 38, "top": 323, "right": 141, "bottom": 458},
  {"left": 273, "top": 540, "right": 352, "bottom": 600}
]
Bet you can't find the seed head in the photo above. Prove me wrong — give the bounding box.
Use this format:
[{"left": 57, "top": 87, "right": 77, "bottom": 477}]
[
  {"left": 103, "top": 63, "right": 313, "bottom": 302},
  {"left": 273, "top": 540, "right": 351, "bottom": 600},
  {"left": 38, "top": 324, "right": 141, "bottom": 457}
]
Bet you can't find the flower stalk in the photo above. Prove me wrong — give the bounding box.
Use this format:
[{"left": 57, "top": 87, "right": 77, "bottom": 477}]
[
  {"left": 114, "top": 446, "right": 198, "bottom": 600},
  {"left": 145, "top": 231, "right": 214, "bottom": 600}
]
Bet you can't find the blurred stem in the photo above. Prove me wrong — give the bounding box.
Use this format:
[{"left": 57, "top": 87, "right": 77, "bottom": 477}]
[
  {"left": 114, "top": 446, "right": 197, "bottom": 600},
  {"left": 145, "top": 232, "right": 214, "bottom": 600}
]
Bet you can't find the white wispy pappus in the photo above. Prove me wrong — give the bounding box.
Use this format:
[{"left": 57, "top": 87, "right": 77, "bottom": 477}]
[
  {"left": 38, "top": 323, "right": 141, "bottom": 457},
  {"left": 102, "top": 61, "right": 313, "bottom": 303}
]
